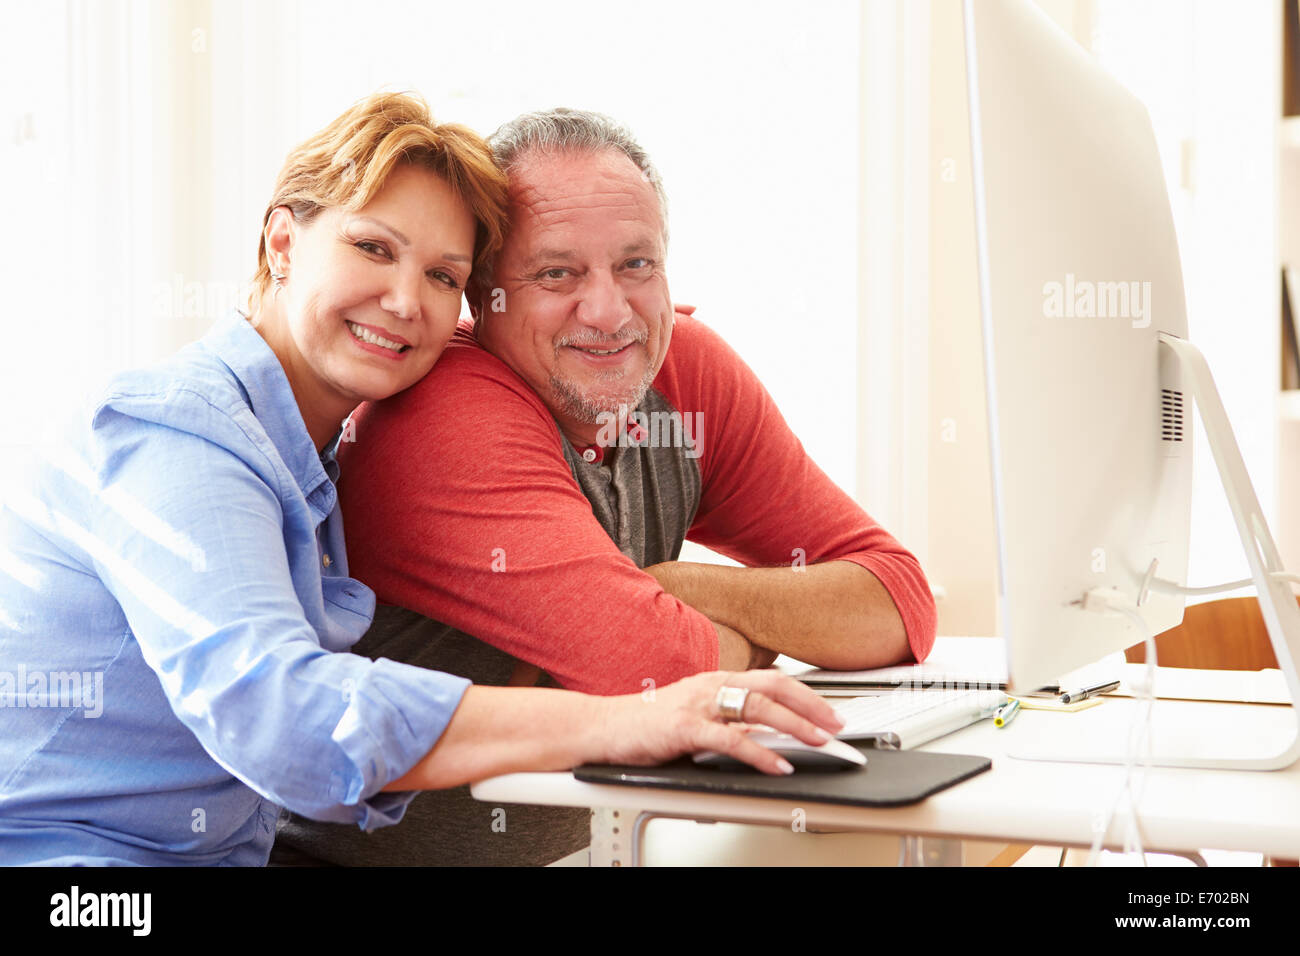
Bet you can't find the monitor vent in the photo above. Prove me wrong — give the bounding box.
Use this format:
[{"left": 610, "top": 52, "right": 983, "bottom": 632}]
[{"left": 1161, "top": 388, "right": 1184, "bottom": 442}]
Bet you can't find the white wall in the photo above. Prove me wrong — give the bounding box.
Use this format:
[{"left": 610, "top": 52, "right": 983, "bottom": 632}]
[{"left": 2, "top": 0, "right": 872, "bottom": 517}]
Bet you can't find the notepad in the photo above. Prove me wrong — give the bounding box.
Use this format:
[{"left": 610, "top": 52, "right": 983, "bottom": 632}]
[
  {"left": 1110, "top": 664, "right": 1292, "bottom": 705},
  {"left": 1014, "top": 695, "right": 1103, "bottom": 713}
]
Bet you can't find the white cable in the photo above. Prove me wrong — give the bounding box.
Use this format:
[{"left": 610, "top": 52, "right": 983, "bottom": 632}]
[
  {"left": 1117, "top": 604, "right": 1155, "bottom": 861},
  {"left": 1079, "top": 590, "right": 1155, "bottom": 867},
  {"left": 1148, "top": 571, "right": 1300, "bottom": 597}
]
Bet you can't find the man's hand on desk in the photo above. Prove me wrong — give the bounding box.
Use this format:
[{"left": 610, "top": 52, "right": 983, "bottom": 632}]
[{"left": 644, "top": 559, "right": 910, "bottom": 671}]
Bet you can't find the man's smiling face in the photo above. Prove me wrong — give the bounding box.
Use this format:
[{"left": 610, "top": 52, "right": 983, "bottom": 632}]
[{"left": 476, "top": 147, "right": 673, "bottom": 446}]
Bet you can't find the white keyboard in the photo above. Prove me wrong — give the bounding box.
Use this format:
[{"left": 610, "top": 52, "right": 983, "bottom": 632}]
[{"left": 831, "top": 688, "right": 1006, "bottom": 749}]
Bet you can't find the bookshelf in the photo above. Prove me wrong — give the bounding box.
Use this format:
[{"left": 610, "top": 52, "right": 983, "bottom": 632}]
[{"left": 1281, "top": 0, "right": 1300, "bottom": 574}]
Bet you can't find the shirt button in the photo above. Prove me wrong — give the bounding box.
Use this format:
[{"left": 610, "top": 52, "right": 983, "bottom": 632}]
[
  {"left": 322, "top": 553, "right": 332, "bottom": 568},
  {"left": 581, "top": 448, "right": 597, "bottom": 463}
]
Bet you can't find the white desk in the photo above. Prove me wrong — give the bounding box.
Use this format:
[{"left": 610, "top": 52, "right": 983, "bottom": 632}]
[{"left": 471, "top": 694, "right": 1300, "bottom": 865}]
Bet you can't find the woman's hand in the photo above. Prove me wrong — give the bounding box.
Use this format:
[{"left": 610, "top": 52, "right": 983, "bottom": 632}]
[
  {"left": 593, "top": 669, "right": 845, "bottom": 775},
  {"left": 386, "top": 670, "right": 845, "bottom": 791}
]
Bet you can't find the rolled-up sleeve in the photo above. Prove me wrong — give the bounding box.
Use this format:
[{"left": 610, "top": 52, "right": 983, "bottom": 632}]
[
  {"left": 668, "top": 316, "right": 938, "bottom": 664},
  {"left": 70, "top": 392, "right": 468, "bottom": 826}
]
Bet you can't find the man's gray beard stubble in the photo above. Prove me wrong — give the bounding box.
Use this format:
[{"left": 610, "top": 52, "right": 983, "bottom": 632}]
[{"left": 549, "top": 363, "right": 657, "bottom": 425}]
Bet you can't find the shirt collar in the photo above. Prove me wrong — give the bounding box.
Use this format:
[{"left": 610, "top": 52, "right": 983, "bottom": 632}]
[
  {"left": 201, "top": 310, "right": 335, "bottom": 496},
  {"left": 319, "top": 425, "right": 344, "bottom": 483}
]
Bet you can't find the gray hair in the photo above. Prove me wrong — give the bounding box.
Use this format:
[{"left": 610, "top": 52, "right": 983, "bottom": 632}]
[{"left": 474, "top": 108, "right": 668, "bottom": 296}]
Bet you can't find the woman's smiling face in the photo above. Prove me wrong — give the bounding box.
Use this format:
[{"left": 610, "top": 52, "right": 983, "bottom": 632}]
[{"left": 260, "top": 163, "right": 477, "bottom": 442}]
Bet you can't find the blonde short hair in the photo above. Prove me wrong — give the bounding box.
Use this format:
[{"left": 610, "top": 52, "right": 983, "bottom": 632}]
[{"left": 251, "top": 92, "right": 507, "bottom": 312}]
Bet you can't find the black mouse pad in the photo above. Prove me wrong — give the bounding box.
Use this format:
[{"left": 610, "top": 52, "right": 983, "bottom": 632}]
[{"left": 573, "top": 744, "right": 992, "bottom": 808}]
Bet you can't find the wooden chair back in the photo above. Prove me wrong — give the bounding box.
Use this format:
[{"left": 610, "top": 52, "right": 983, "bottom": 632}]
[{"left": 1124, "top": 596, "right": 1282, "bottom": 670}]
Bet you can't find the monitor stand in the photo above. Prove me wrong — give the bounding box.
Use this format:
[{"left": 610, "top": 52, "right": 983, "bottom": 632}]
[{"left": 1012, "top": 333, "right": 1300, "bottom": 770}]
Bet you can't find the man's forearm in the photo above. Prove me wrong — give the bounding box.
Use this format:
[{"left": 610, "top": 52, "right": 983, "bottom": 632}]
[
  {"left": 715, "top": 620, "right": 779, "bottom": 671},
  {"left": 647, "top": 559, "right": 911, "bottom": 670}
]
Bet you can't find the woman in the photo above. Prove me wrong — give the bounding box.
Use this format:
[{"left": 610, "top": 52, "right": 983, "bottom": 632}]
[{"left": 0, "top": 93, "right": 841, "bottom": 865}]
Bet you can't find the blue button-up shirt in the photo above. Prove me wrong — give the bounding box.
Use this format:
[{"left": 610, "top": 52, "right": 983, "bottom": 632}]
[{"left": 0, "top": 311, "right": 470, "bottom": 865}]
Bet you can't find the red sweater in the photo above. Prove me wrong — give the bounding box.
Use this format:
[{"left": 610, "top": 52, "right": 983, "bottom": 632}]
[{"left": 336, "top": 309, "right": 937, "bottom": 695}]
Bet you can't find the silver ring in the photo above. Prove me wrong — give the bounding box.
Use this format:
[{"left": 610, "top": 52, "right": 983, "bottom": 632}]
[{"left": 714, "top": 685, "right": 750, "bottom": 722}]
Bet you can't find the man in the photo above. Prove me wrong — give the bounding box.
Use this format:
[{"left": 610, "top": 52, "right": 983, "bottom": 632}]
[{"left": 272, "top": 109, "right": 936, "bottom": 866}]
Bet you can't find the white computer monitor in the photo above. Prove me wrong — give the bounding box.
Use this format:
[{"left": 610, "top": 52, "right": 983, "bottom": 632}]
[
  {"left": 963, "top": 0, "right": 1191, "bottom": 693},
  {"left": 963, "top": 0, "right": 1300, "bottom": 767}
]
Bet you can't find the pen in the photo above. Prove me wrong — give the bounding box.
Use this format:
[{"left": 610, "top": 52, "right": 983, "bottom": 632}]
[
  {"left": 1058, "top": 680, "right": 1120, "bottom": 704},
  {"left": 993, "top": 697, "right": 1021, "bottom": 728}
]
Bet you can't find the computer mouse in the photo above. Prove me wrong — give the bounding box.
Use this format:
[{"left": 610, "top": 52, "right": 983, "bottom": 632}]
[{"left": 692, "top": 730, "right": 868, "bottom": 771}]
